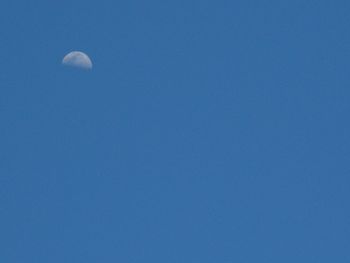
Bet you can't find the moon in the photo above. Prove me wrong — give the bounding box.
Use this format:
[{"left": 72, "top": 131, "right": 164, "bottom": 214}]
[{"left": 62, "top": 51, "right": 93, "bottom": 69}]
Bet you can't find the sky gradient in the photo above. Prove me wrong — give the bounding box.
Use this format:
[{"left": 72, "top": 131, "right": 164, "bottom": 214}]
[{"left": 1, "top": 0, "right": 350, "bottom": 262}]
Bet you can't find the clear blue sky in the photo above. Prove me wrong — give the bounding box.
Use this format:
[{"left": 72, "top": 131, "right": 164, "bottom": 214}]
[{"left": 1, "top": 0, "right": 349, "bottom": 262}]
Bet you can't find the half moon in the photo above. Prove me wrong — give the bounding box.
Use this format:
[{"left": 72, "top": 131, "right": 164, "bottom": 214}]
[{"left": 62, "top": 51, "right": 93, "bottom": 69}]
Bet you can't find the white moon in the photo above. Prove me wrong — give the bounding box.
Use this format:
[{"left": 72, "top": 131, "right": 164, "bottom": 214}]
[{"left": 62, "top": 51, "right": 93, "bottom": 69}]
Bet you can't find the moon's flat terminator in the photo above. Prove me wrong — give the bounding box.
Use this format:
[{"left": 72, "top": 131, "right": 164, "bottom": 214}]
[{"left": 62, "top": 51, "right": 93, "bottom": 69}]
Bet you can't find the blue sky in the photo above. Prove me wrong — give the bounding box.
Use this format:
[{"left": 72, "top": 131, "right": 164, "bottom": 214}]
[{"left": 1, "top": 0, "right": 350, "bottom": 262}]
